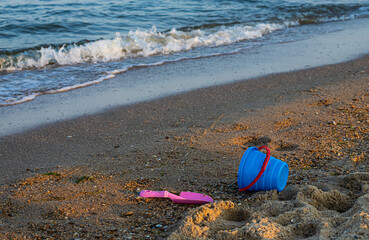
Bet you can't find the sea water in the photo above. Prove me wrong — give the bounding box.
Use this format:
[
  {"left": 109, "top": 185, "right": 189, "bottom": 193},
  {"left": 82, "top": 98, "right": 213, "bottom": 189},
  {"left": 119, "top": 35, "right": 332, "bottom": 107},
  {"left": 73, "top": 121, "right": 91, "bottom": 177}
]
[{"left": 1, "top": 0, "right": 369, "bottom": 107}]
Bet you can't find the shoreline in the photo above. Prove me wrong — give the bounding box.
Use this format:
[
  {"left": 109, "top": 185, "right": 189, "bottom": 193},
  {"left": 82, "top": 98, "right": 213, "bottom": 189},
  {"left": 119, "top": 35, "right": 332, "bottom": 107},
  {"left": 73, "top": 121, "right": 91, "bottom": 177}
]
[{"left": 2, "top": 18, "right": 369, "bottom": 137}]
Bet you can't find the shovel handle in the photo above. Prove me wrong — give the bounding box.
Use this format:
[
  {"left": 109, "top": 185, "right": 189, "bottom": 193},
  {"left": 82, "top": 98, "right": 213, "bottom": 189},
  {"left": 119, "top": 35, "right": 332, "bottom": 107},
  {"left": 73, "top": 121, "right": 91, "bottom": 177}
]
[
  {"left": 239, "top": 145, "right": 270, "bottom": 191},
  {"left": 139, "top": 190, "right": 169, "bottom": 198}
]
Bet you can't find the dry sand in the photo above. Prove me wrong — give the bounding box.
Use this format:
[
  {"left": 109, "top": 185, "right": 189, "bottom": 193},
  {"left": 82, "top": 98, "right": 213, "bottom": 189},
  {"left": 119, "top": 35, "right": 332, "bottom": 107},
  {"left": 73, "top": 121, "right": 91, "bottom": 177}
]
[{"left": 0, "top": 55, "right": 368, "bottom": 239}]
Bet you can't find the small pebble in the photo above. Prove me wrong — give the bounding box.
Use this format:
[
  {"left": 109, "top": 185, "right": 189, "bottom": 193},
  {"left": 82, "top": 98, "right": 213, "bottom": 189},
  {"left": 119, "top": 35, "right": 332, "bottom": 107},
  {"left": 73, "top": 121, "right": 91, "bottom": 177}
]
[{"left": 122, "top": 211, "right": 134, "bottom": 217}]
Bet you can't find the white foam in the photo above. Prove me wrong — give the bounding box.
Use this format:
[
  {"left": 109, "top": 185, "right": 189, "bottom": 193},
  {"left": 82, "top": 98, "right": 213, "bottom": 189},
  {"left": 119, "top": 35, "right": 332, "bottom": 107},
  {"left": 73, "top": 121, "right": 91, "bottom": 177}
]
[
  {"left": 0, "top": 74, "right": 117, "bottom": 106},
  {"left": 0, "top": 93, "right": 38, "bottom": 107},
  {"left": 45, "top": 74, "right": 116, "bottom": 94},
  {"left": 0, "top": 23, "right": 289, "bottom": 71}
]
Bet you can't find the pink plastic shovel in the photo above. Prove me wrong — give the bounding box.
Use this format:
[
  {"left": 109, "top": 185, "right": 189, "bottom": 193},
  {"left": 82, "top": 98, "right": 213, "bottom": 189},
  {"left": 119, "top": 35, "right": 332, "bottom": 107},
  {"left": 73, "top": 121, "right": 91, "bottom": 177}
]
[{"left": 139, "top": 190, "right": 213, "bottom": 204}]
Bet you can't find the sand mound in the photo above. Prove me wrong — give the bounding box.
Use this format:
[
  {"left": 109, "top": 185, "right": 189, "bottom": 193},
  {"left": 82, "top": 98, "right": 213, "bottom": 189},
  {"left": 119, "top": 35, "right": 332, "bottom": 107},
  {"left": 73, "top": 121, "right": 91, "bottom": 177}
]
[{"left": 168, "top": 172, "right": 369, "bottom": 240}]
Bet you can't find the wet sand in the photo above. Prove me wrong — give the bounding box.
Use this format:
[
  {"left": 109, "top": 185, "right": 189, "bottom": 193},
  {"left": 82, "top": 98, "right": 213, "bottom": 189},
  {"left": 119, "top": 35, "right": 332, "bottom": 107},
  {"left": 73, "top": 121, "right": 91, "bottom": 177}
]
[{"left": 0, "top": 55, "right": 368, "bottom": 239}]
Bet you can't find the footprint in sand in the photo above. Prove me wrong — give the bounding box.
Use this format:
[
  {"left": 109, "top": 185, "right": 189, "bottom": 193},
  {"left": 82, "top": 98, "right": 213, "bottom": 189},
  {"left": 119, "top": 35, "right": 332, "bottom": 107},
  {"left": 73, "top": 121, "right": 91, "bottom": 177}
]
[
  {"left": 169, "top": 172, "right": 369, "bottom": 240},
  {"left": 231, "top": 135, "right": 299, "bottom": 151}
]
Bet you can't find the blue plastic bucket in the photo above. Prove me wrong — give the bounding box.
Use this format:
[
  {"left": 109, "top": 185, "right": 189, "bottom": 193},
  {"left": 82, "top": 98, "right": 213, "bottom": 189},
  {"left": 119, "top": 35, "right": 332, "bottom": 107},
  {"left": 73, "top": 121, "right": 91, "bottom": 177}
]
[{"left": 237, "top": 146, "right": 288, "bottom": 192}]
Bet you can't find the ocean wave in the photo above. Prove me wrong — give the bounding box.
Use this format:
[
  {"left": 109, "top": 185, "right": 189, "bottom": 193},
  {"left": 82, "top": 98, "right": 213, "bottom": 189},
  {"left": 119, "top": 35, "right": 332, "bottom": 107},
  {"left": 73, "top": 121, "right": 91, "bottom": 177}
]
[
  {"left": 0, "top": 23, "right": 288, "bottom": 72},
  {"left": 1, "top": 4, "right": 368, "bottom": 73}
]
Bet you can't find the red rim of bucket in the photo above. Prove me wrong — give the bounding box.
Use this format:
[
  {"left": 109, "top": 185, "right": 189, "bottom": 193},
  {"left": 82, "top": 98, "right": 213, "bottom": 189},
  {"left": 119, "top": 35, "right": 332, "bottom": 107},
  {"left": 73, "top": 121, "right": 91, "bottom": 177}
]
[{"left": 239, "top": 145, "right": 270, "bottom": 191}]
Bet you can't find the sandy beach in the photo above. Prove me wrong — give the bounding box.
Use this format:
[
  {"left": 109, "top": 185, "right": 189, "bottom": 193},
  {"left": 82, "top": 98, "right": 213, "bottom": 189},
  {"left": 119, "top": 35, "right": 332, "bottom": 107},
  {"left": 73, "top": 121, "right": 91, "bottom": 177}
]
[{"left": 1, "top": 55, "right": 369, "bottom": 239}]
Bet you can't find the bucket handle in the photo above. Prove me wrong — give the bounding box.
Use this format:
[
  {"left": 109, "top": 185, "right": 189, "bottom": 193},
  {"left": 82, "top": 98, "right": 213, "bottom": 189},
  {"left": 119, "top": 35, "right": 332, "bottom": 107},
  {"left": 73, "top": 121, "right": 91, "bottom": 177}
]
[{"left": 239, "top": 145, "right": 270, "bottom": 191}]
